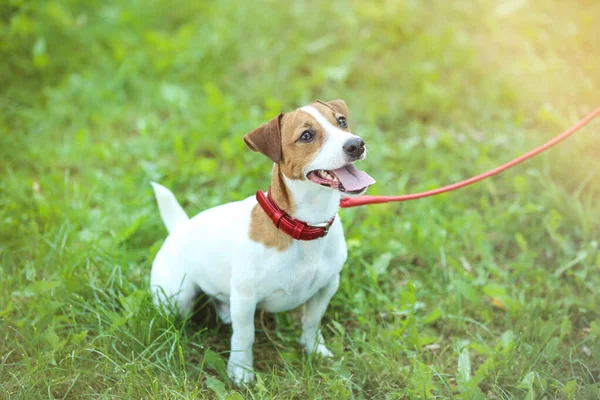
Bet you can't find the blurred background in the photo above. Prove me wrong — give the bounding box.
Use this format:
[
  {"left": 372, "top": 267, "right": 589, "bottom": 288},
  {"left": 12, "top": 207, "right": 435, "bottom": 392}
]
[
  {"left": 1, "top": 0, "right": 599, "bottom": 398},
  {"left": 2, "top": 1, "right": 599, "bottom": 199}
]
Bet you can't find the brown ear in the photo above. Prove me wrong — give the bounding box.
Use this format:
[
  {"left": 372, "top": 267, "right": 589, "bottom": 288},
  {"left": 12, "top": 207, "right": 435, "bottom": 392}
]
[
  {"left": 243, "top": 113, "right": 283, "bottom": 163},
  {"left": 320, "top": 99, "right": 348, "bottom": 117}
]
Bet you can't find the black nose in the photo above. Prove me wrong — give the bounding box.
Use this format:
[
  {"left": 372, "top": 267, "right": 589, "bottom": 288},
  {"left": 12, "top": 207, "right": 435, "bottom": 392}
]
[{"left": 343, "top": 138, "right": 365, "bottom": 158}]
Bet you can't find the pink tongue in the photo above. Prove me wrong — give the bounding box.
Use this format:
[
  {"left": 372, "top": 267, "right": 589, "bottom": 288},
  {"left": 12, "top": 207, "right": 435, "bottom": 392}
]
[{"left": 331, "top": 164, "right": 376, "bottom": 191}]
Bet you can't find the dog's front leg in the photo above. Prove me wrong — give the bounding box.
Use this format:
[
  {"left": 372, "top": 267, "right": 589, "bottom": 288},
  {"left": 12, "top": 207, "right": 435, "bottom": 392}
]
[
  {"left": 300, "top": 274, "right": 340, "bottom": 357},
  {"left": 227, "top": 290, "right": 257, "bottom": 385}
]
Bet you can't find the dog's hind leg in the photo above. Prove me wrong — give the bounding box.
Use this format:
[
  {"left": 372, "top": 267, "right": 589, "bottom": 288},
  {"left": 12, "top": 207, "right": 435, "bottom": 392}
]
[
  {"left": 214, "top": 300, "right": 232, "bottom": 324},
  {"left": 150, "top": 259, "right": 197, "bottom": 316},
  {"left": 151, "top": 279, "right": 197, "bottom": 316}
]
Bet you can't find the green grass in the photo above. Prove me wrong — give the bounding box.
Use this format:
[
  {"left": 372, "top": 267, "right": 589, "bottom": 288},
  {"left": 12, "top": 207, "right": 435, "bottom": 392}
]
[{"left": 1, "top": 0, "right": 599, "bottom": 398}]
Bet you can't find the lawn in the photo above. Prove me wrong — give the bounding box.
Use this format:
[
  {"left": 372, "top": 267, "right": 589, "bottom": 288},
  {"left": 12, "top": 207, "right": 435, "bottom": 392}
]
[{"left": 1, "top": 0, "right": 599, "bottom": 398}]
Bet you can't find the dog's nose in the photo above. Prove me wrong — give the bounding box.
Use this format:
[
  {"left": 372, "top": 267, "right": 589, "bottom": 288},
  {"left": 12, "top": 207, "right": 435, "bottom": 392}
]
[{"left": 343, "top": 138, "right": 365, "bottom": 158}]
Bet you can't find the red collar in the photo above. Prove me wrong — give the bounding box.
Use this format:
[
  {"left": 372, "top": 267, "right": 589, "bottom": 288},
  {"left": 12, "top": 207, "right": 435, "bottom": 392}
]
[{"left": 255, "top": 188, "right": 335, "bottom": 241}]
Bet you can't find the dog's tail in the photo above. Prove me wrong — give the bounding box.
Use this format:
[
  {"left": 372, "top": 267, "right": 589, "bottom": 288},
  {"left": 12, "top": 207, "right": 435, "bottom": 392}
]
[{"left": 150, "top": 182, "right": 189, "bottom": 234}]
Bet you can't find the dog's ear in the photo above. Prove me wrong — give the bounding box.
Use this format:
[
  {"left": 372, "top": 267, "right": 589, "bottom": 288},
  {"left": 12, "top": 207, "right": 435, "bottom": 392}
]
[
  {"left": 243, "top": 113, "right": 283, "bottom": 163},
  {"left": 324, "top": 99, "right": 348, "bottom": 117}
]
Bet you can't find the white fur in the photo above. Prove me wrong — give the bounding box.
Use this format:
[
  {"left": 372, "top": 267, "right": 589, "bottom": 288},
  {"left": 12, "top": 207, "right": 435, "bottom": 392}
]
[
  {"left": 150, "top": 139, "right": 354, "bottom": 384},
  {"left": 300, "top": 105, "right": 365, "bottom": 172},
  {"left": 151, "top": 186, "right": 346, "bottom": 384},
  {"left": 282, "top": 174, "right": 341, "bottom": 224},
  {"left": 150, "top": 182, "right": 188, "bottom": 234}
]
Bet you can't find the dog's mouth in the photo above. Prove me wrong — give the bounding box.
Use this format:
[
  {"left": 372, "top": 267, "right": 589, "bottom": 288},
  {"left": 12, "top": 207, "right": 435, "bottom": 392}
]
[{"left": 306, "top": 164, "right": 376, "bottom": 194}]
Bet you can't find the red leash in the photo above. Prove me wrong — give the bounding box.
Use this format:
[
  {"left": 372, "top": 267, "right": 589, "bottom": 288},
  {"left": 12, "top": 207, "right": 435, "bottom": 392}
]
[{"left": 340, "top": 107, "right": 600, "bottom": 208}]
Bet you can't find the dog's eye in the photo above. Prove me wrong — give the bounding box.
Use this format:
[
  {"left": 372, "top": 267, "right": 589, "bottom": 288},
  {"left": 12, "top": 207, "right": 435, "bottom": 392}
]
[
  {"left": 299, "top": 130, "right": 313, "bottom": 142},
  {"left": 337, "top": 116, "right": 348, "bottom": 129}
]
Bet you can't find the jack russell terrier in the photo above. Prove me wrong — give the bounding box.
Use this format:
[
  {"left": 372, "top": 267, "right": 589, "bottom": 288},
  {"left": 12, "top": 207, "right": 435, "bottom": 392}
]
[{"left": 150, "top": 100, "right": 375, "bottom": 384}]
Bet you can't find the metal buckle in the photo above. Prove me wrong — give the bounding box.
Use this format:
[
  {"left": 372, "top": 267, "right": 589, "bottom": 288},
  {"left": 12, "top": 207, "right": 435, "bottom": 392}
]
[{"left": 307, "top": 221, "right": 330, "bottom": 236}]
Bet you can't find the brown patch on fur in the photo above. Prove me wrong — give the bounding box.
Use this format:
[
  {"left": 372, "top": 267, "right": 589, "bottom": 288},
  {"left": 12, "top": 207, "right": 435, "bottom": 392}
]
[
  {"left": 243, "top": 114, "right": 283, "bottom": 163},
  {"left": 316, "top": 99, "right": 349, "bottom": 120},
  {"left": 249, "top": 164, "right": 294, "bottom": 251},
  {"left": 312, "top": 100, "right": 351, "bottom": 131},
  {"left": 276, "top": 109, "right": 325, "bottom": 180}
]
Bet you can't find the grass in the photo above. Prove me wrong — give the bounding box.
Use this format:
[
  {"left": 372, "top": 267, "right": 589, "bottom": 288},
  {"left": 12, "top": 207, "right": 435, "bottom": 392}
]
[{"left": 1, "top": 0, "right": 599, "bottom": 398}]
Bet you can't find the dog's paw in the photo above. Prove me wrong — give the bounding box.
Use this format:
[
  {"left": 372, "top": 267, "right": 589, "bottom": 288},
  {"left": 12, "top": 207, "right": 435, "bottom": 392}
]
[
  {"left": 219, "top": 314, "right": 232, "bottom": 324},
  {"left": 314, "top": 344, "right": 333, "bottom": 358},
  {"left": 301, "top": 333, "right": 333, "bottom": 358},
  {"left": 227, "top": 364, "right": 255, "bottom": 386},
  {"left": 217, "top": 310, "right": 232, "bottom": 324},
  {"left": 215, "top": 301, "right": 232, "bottom": 324},
  {"left": 302, "top": 340, "right": 334, "bottom": 358}
]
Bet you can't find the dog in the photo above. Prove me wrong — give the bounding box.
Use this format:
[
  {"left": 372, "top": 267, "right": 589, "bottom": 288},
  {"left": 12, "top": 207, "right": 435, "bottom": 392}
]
[{"left": 150, "top": 99, "right": 375, "bottom": 384}]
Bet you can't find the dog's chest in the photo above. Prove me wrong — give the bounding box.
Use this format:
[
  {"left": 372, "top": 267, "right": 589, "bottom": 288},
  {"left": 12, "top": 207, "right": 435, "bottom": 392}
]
[{"left": 255, "top": 238, "right": 344, "bottom": 312}]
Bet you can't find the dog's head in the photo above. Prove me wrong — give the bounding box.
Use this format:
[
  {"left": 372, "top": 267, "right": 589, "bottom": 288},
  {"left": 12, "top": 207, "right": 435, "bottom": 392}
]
[{"left": 244, "top": 100, "right": 375, "bottom": 195}]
